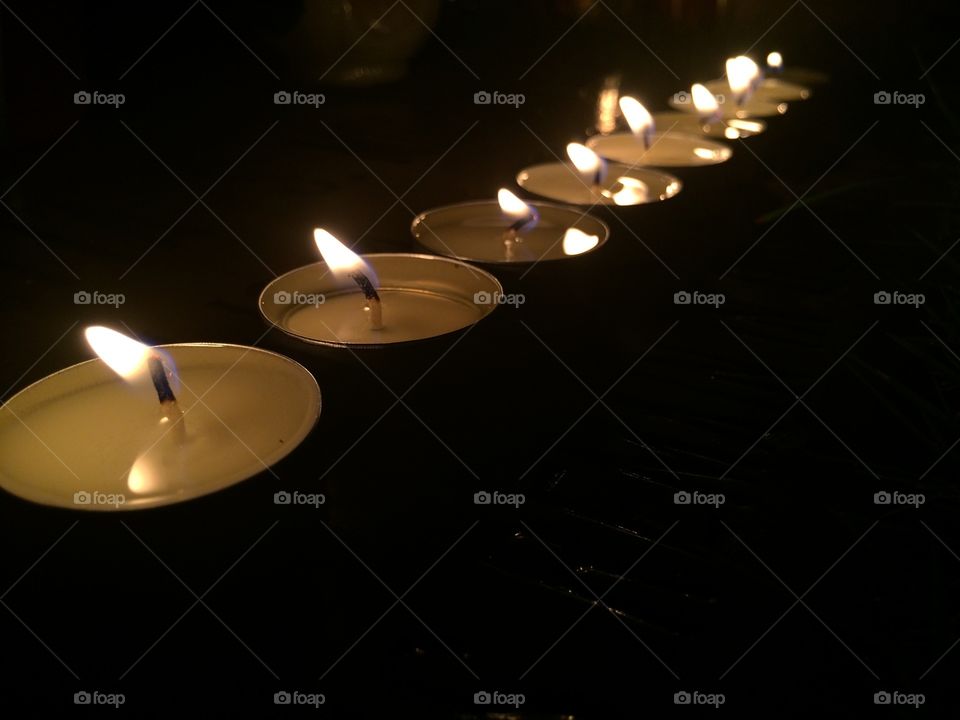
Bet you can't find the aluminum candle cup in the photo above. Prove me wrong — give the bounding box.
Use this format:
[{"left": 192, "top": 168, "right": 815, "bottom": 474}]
[
  {"left": 516, "top": 162, "right": 681, "bottom": 206},
  {"left": 260, "top": 253, "right": 503, "bottom": 347},
  {"left": 411, "top": 200, "right": 610, "bottom": 264},
  {"left": 701, "top": 77, "right": 811, "bottom": 102},
  {"left": 0, "top": 344, "right": 320, "bottom": 510},
  {"left": 586, "top": 129, "right": 733, "bottom": 167}
]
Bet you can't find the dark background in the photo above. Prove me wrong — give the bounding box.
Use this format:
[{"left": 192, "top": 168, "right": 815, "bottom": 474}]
[{"left": 2, "top": 0, "right": 959, "bottom": 716}]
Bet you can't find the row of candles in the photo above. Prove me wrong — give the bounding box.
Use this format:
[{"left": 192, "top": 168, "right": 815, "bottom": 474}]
[{"left": 0, "top": 52, "right": 814, "bottom": 511}]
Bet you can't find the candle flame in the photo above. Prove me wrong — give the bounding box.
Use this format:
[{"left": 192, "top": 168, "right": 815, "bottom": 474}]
[
  {"left": 691, "top": 84, "right": 719, "bottom": 115},
  {"left": 618, "top": 96, "right": 654, "bottom": 137},
  {"left": 566, "top": 142, "right": 602, "bottom": 174},
  {"left": 766, "top": 51, "right": 783, "bottom": 69},
  {"left": 314, "top": 228, "right": 378, "bottom": 284},
  {"left": 497, "top": 188, "right": 531, "bottom": 218},
  {"left": 85, "top": 326, "right": 152, "bottom": 379},
  {"left": 562, "top": 228, "right": 599, "bottom": 256},
  {"left": 726, "top": 56, "right": 760, "bottom": 95}
]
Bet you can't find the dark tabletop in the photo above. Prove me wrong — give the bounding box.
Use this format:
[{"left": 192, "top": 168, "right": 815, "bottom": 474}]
[{"left": 2, "top": 0, "right": 959, "bottom": 716}]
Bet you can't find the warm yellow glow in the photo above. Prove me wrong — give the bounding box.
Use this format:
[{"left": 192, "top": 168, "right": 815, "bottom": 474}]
[
  {"left": 692, "top": 84, "right": 719, "bottom": 115},
  {"left": 562, "top": 228, "right": 599, "bottom": 256},
  {"left": 611, "top": 176, "right": 649, "bottom": 205},
  {"left": 497, "top": 188, "right": 531, "bottom": 218},
  {"left": 724, "top": 126, "right": 740, "bottom": 139},
  {"left": 566, "top": 142, "right": 602, "bottom": 174},
  {"left": 85, "top": 326, "right": 151, "bottom": 380},
  {"left": 596, "top": 85, "right": 620, "bottom": 135},
  {"left": 726, "top": 56, "right": 760, "bottom": 95},
  {"left": 127, "top": 456, "right": 155, "bottom": 494},
  {"left": 314, "top": 228, "right": 369, "bottom": 277},
  {"left": 618, "top": 96, "right": 654, "bottom": 137},
  {"left": 694, "top": 147, "right": 721, "bottom": 160},
  {"left": 767, "top": 51, "right": 783, "bottom": 69},
  {"left": 728, "top": 119, "right": 764, "bottom": 133}
]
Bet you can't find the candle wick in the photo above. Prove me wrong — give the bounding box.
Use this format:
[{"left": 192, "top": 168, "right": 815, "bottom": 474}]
[
  {"left": 148, "top": 355, "right": 177, "bottom": 406},
  {"left": 349, "top": 271, "right": 383, "bottom": 330}
]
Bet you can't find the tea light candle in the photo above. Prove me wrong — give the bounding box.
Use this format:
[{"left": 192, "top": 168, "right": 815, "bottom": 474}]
[
  {"left": 586, "top": 96, "right": 734, "bottom": 166},
  {"left": 700, "top": 52, "right": 811, "bottom": 104},
  {"left": 0, "top": 328, "right": 320, "bottom": 510},
  {"left": 411, "top": 189, "right": 610, "bottom": 264},
  {"left": 259, "top": 229, "right": 503, "bottom": 347},
  {"left": 516, "top": 142, "right": 682, "bottom": 206},
  {"left": 670, "top": 77, "right": 788, "bottom": 119}
]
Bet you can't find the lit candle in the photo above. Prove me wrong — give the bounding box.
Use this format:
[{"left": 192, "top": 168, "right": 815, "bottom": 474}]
[
  {"left": 0, "top": 328, "right": 319, "bottom": 510},
  {"left": 497, "top": 188, "right": 539, "bottom": 261},
  {"left": 411, "top": 193, "right": 608, "bottom": 264},
  {"left": 516, "top": 141, "right": 681, "bottom": 206},
  {"left": 261, "top": 230, "right": 503, "bottom": 346},
  {"left": 586, "top": 94, "right": 736, "bottom": 166},
  {"left": 672, "top": 71, "right": 789, "bottom": 118}
]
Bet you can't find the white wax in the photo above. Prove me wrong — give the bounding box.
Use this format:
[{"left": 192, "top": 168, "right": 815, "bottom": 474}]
[
  {"left": 0, "top": 345, "right": 320, "bottom": 510},
  {"left": 283, "top": 287, "right": 485, "bottom": 345}
]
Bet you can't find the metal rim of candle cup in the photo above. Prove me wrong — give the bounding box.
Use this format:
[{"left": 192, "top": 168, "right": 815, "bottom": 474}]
[
  {"left": 259, "top": 252, "right": 504, "bottom": 349},
  {"left": 0, "top": 343, "right": 321, "bottom": 511},
  {"left": 515, "top": 162, "right": 683, "bottom": 206},
  {"left": 586, "top": 131, "right": 733, "bottom": 167},
  {"left": 410, "top": 199, "right": 611, "bottom": 265}
]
